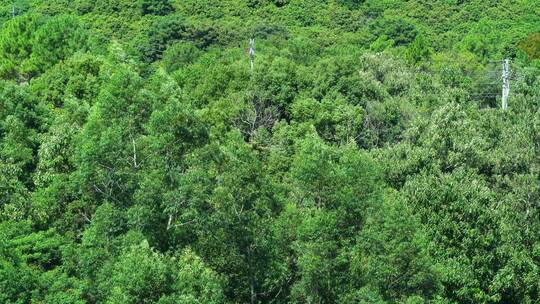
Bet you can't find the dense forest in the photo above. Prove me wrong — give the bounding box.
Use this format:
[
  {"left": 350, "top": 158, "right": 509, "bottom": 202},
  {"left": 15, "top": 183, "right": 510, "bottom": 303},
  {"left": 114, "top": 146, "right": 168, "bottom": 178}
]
[{"left": 1, "top": 0, "right": 540, "bottom": 303}]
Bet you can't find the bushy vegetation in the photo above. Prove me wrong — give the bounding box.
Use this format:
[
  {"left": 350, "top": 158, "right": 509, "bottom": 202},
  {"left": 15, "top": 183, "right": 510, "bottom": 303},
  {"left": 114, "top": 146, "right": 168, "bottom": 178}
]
[{"left": 1, "top": 0, "right": 540, "bottom": 303}]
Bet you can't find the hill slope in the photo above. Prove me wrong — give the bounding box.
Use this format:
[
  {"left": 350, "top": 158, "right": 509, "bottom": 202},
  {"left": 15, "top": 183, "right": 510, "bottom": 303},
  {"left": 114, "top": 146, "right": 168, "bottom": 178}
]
[{"left": 1, "top": 1, "right": 540, "bottom": 303}]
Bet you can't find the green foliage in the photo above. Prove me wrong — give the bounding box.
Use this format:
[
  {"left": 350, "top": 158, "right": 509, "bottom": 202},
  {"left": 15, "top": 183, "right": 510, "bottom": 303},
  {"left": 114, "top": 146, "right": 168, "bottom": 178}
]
[
  {"left": 288, "top": 135, "right": 382, "bottom": 302},
  {"left": 0, "top": 220, "right": 85, "bottom": 304},
  {"left": 372, "top": 16, "right": 418, "bottom": 46},
  {"left": 348, "top": 192, "right": 441, "bottom": 303},
  {"left": 403, "top": 170, "right": 498, "bottom": 302},
  {"left": 169, "top": 131, "right": 285, "bottom": 302},
  {"left": 370, "top": 34, "right": 395, "bottom": 52},
  {"left": 518, "top": 33, "right": 540, "bottom": 60},
  {"left": 0, "top": 13, "right": 38, "bottom": 80},
  {"left": 133, "top": 16, "right": 221, "bottom": 63},
  {"left": 139, "top": 0, "right": 173, "bottom": 16},
  {"left": 98, "top": 241, "right": 224, "bottom": 304},
  {"left": 29, "top": 15, "right": 88, "bottom": 75},
  {"left": 2, "top": 1, "right": 540, "bottom": 304},
  {"left": 406, "top": 34, "right": 432, "bottom": 64},
  {"left": 160, "top": 42, "right": 201, "bottom": 73},
  {"left": 0, "top": 14, "right": 87, "bottom": 81}
]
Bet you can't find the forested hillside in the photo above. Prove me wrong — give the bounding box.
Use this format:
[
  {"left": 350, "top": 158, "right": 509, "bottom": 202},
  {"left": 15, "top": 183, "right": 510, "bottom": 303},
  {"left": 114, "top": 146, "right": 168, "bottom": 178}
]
[{"left": 1, "top": 0, "right": 540, "bottom": 303}]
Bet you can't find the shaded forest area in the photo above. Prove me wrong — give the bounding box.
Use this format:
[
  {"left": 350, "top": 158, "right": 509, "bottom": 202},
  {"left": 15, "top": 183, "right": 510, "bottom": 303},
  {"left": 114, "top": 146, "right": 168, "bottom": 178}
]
[{"left": 1, "top": 0, "right": 540, "bottom": 303}]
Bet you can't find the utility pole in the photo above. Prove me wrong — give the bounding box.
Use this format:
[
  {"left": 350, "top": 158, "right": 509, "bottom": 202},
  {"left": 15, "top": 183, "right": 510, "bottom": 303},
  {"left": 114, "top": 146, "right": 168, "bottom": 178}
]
[
  {"left": 248, "top": 38, "right": 255, "bottom": 72},
  {"left": 12, "top": 2, "right": 16, "bottom": 18},
  {"left": 502, "top": 58, "right": 510, "bottom": 110}
]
